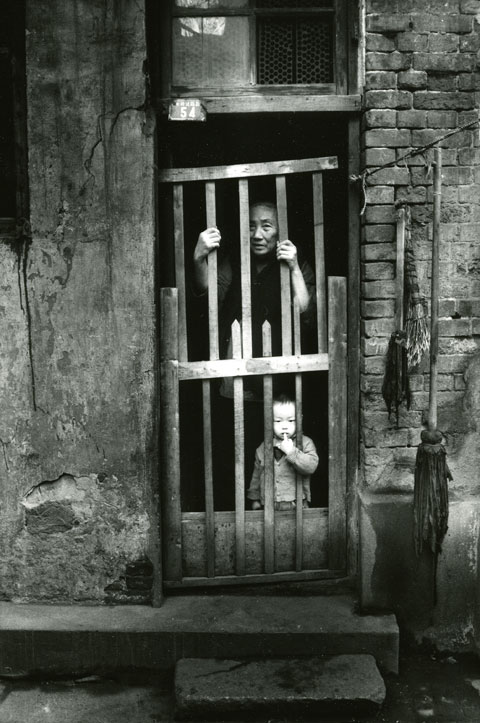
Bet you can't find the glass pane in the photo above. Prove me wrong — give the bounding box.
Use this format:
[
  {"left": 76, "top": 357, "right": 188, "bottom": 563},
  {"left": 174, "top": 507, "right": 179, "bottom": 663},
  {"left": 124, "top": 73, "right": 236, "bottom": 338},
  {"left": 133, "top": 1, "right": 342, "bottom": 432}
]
[
  {"left": 172, "top": 16, "right": 250, "bottom": 87},
  {"left": 174, "top": 1, "right": 250, "bottom": 8}
]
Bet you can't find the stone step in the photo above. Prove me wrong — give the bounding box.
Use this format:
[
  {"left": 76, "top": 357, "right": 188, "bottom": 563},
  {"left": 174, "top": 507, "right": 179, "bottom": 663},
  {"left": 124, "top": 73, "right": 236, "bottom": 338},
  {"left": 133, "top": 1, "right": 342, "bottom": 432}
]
[
  {"left": 0, "top": 594, "right": 398, "bottom": 677},
  {"left": 175, "top": 655, "right": 386, "bottom": 720}
]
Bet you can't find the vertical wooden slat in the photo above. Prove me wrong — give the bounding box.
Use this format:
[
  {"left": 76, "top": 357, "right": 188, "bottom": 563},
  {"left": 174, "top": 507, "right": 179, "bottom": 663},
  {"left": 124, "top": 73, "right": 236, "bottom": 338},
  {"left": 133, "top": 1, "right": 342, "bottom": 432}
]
[
  {"left": 312, "top": 173, "right": 327, "bottom": 353},
  {"left": 394, "top": 209, "right": 406, "bottom": 417},
  {"left": 248, "top": 0, "right": 256, "bottom": 87},
  {"left": 239, "top": 179, "right": 252, "bottom": 358},
  {"left": 396, "top": 207, "right": 406, "bottom": 331},
  {"left": 232, "top": 320, "right": 246, "bottom": 575},
  {"left": 429, "top": 146, "right": 442, "bottom": 431},
  {"left": 262, "top": 321, "right": 275, "bottom": 574},
  {"left": 347, "top": 0, "right": 360, "bottom": 94},
  {"left": 293, "top": 300, "right": 304, "bottom": 572},
  {"left": 347, "top": 117, "right": 361, "bottom": 578},
  {"left": 205, "top": 182, "right": 219, "bottom": 576},
  {"left": 275, "top": 176, "right": 292, "bottom": 356},
  {"left": 205, "top": 182, "right": 219, "bottom": 360},
  {"left": 173, "top": 183, "right": 188, "bottom": 361},
  {"left": 328, "top": 277, "right": 347, "bottom": 570},
  {"left": 160, "top": 288, "right": 182, "bottom": 581},
  {"left": 202, "top": 380, "right": 215, "bottom": 578},
  {"left": 335, "top": 0, "right": 348, "bottom": 94}
]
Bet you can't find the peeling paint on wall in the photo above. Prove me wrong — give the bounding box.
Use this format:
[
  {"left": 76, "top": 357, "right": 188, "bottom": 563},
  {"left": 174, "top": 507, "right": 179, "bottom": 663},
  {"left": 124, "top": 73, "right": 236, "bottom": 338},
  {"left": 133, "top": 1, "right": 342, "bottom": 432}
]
[{"left": 0, "top": 0, "right": 158, "bottom": 604}]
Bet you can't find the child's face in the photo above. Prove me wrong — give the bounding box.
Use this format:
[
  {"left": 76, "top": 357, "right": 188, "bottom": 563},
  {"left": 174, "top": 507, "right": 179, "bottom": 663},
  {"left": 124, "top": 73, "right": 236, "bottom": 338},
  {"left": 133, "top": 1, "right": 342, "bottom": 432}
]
[
  {"left": 249, "top": 204, "right": 278, "bottom": 258},
  {"left": 273, "top": 401, "right": 296, "bottom": 440}
]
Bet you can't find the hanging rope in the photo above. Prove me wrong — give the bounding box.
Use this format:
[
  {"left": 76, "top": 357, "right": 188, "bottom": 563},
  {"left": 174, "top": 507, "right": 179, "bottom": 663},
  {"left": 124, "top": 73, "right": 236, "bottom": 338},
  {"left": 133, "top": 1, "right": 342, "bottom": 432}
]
[
  {"left": 351, "top": 117, "right": 480, "bottom": 214},
  {"left": 382, "top": 207, "right": 410, "bottom": 423}
]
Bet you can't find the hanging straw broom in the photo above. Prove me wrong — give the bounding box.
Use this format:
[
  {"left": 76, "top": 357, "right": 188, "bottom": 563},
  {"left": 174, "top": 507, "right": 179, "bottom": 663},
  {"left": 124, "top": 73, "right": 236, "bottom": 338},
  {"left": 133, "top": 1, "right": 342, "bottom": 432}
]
[
  {"left": 404, "top": 205, "right": 430, "bottom": 370},
  {"left": 413, "top": 148, "right": 452, "bottom": 588}
]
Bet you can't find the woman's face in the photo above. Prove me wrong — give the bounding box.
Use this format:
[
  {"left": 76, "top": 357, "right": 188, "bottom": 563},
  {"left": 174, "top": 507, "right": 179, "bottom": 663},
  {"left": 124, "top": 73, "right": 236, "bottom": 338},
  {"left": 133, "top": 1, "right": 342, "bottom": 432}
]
[{"left": 249, "top": 204, "right": 278, "bottom": 258}]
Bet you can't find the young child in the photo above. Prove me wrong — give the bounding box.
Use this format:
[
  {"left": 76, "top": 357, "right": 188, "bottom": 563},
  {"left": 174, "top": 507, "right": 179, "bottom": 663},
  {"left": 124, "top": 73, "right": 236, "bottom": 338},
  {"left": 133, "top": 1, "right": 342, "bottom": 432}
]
[{"left": 247, "top": 393, "right": 319, "bottom": 510}]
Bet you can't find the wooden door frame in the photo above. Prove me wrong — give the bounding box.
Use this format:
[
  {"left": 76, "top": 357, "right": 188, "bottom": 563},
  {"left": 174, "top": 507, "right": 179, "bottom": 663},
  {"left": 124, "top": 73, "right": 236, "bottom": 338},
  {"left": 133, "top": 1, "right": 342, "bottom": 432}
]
[
  {"left": 153, "top": 114, "right": 361, "bottom": 602},
  {"left": 346, "top": 116, "right": 360, "bottom": 580}
]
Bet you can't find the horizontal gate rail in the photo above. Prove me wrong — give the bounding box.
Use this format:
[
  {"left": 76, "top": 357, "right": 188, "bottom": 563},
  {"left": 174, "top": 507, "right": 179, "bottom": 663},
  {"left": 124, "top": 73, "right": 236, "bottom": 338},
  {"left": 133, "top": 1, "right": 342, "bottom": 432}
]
[
  {"left": 171, "top": 353, "right": 329, "bottom": 381},
  {"left": 159, "top": 156, "right": 338, "bottom": 183}
]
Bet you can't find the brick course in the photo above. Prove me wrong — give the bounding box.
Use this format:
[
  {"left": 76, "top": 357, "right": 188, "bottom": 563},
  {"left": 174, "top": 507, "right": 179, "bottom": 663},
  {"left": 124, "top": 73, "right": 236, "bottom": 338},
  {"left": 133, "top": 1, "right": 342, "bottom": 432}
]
[
  {"left": 365, "top": 71, "right": 398, "bottom": 90},
  {"left": 397, "top": 109, "right": 427, "bottom": 127},
  {"left": 413, "top": 91, "right": 476, "bottom": 109},
  {"left": 397, "top": 33, "right": 429, "bottom": 52},
  {"left": 365, "top": 90, "right": 413, "bottom": 109},
  {"left": 413, "top": 53, "right": 475, "bottom": 72},
  {"left": 398, "top": 69, "right": 428, "bottom": 90}
]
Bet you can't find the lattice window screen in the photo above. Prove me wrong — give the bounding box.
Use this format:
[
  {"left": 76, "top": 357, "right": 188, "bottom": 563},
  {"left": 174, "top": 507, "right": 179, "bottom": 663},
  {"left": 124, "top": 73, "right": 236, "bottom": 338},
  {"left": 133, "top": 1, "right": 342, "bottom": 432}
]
[{"left": 257, "top": 16, "right": 333, "bottom": 84}]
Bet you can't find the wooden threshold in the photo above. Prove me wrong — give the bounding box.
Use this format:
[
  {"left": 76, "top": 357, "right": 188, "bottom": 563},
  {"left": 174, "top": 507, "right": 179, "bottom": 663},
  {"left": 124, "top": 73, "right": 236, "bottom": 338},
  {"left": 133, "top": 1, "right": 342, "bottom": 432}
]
[
  {"left": 164, "top": 568, "right": 346, "bottom": 589},
  {"left": 160, "top": 94, "right": 361, "bottom": 116}
]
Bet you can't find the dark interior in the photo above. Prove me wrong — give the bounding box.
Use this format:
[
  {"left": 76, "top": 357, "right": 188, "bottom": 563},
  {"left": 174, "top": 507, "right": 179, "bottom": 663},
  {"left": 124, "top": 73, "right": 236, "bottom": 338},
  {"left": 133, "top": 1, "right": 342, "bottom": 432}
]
[{"left": 158, "top": 113, "right": 349, "bottom": 511}]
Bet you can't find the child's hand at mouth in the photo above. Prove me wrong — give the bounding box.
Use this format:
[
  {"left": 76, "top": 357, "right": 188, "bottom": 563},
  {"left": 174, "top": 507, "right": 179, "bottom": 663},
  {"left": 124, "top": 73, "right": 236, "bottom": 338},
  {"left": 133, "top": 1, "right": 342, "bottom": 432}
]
[{"left": 277, "top": 433, "right": 294, "bottom": 456}]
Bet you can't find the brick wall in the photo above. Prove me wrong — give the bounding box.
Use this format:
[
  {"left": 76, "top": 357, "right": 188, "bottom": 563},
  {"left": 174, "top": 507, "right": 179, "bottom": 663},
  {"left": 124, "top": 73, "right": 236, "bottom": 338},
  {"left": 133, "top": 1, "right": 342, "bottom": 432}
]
[{"left": 361, "top": 0, "right": 480, "bottom": 493}]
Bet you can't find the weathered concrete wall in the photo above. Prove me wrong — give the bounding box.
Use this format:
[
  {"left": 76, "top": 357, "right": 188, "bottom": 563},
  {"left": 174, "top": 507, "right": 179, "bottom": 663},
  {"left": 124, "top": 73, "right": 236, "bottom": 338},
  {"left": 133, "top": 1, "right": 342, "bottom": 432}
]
[
  {"left": 0, "top": 1, "right": 159, "bottom": 603},
  {"left": 360, "top": 0, "right": 480, "bottom": 649}
]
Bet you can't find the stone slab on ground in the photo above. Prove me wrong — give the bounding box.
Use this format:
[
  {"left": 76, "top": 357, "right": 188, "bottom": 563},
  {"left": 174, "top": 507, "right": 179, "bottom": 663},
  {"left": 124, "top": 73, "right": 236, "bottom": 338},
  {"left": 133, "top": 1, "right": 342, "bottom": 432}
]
[
  {"left": 0, "top": 681, "right": 171, "bottom": 723},
  {"left": 0, "top": 595, "right": 399, "bottom": 676},
  {"left": 175, "top": 655, "right": 386, "bottom": 720}
]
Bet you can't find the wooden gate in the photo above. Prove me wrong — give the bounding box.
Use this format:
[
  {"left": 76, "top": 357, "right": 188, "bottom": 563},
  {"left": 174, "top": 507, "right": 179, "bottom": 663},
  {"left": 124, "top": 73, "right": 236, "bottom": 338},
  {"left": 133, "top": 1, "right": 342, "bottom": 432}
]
[{"left": 159, "top": 157, "right": 347, "bottom": 588}]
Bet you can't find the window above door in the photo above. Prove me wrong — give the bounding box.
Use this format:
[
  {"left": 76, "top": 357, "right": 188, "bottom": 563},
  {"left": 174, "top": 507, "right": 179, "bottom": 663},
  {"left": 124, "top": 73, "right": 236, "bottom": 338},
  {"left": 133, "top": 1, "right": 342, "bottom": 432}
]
[{"left": 155, "top": 0, "right": 361, "bottom": 114}]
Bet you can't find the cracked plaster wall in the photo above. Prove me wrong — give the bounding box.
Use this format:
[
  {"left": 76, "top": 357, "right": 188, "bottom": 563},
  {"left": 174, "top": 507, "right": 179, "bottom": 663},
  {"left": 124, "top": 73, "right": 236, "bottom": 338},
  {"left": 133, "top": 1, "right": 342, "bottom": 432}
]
[{"left": 0, "top": 0, "right": 159, "bottom": 602}]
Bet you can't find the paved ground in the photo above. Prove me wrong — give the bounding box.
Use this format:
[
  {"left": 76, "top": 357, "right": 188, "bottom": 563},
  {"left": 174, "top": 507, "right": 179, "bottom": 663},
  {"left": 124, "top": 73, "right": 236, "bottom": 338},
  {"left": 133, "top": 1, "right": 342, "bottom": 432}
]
[
  {"left": 378, "top": 650, "right": 480, "bottom": 723},
  {"left": 1, "top": 651, "right": 480, "bottom": 722}
]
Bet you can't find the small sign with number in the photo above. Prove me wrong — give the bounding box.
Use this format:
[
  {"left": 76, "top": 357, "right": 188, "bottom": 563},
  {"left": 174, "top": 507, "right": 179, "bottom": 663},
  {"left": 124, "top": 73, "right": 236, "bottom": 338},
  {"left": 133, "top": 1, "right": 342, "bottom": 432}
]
[{"left": 168, "top": 98, "right": 206, "bottom": 122}]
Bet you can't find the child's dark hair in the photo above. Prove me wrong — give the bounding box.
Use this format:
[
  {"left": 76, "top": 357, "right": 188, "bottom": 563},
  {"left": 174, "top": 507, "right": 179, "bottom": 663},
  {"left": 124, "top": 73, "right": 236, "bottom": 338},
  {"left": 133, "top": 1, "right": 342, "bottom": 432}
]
[{"left": 273, "top": 392, "right": 294, "bottom": 406}]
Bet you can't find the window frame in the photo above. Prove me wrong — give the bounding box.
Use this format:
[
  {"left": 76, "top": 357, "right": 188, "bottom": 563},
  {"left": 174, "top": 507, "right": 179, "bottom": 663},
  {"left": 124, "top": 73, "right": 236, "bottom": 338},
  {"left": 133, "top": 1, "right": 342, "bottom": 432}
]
[{"left": 160, "top": 0, "right": 357, "bottom": 103}]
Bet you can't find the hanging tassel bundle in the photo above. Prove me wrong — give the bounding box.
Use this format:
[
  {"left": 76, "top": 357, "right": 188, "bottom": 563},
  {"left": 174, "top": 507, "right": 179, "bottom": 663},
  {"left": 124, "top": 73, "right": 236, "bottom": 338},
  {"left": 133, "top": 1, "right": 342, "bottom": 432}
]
[
  {"left": 382, "top": 207, "right": 410, "bottom": 423},
  {"left": 382, "top": 329, "right": 410, "bottom": 423},
  {"left": 413, "top": 148, "right": 451, "bottom": 601},
  {"left": 404, "top": 206, "right": 430, "bottom": 370}
]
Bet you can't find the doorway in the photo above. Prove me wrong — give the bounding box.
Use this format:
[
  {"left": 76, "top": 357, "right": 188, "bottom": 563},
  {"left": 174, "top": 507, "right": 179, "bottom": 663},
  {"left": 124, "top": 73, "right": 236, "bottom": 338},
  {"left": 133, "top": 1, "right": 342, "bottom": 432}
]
[{"left": 159, "top": 113, "right": 351, "bottom": 587}]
